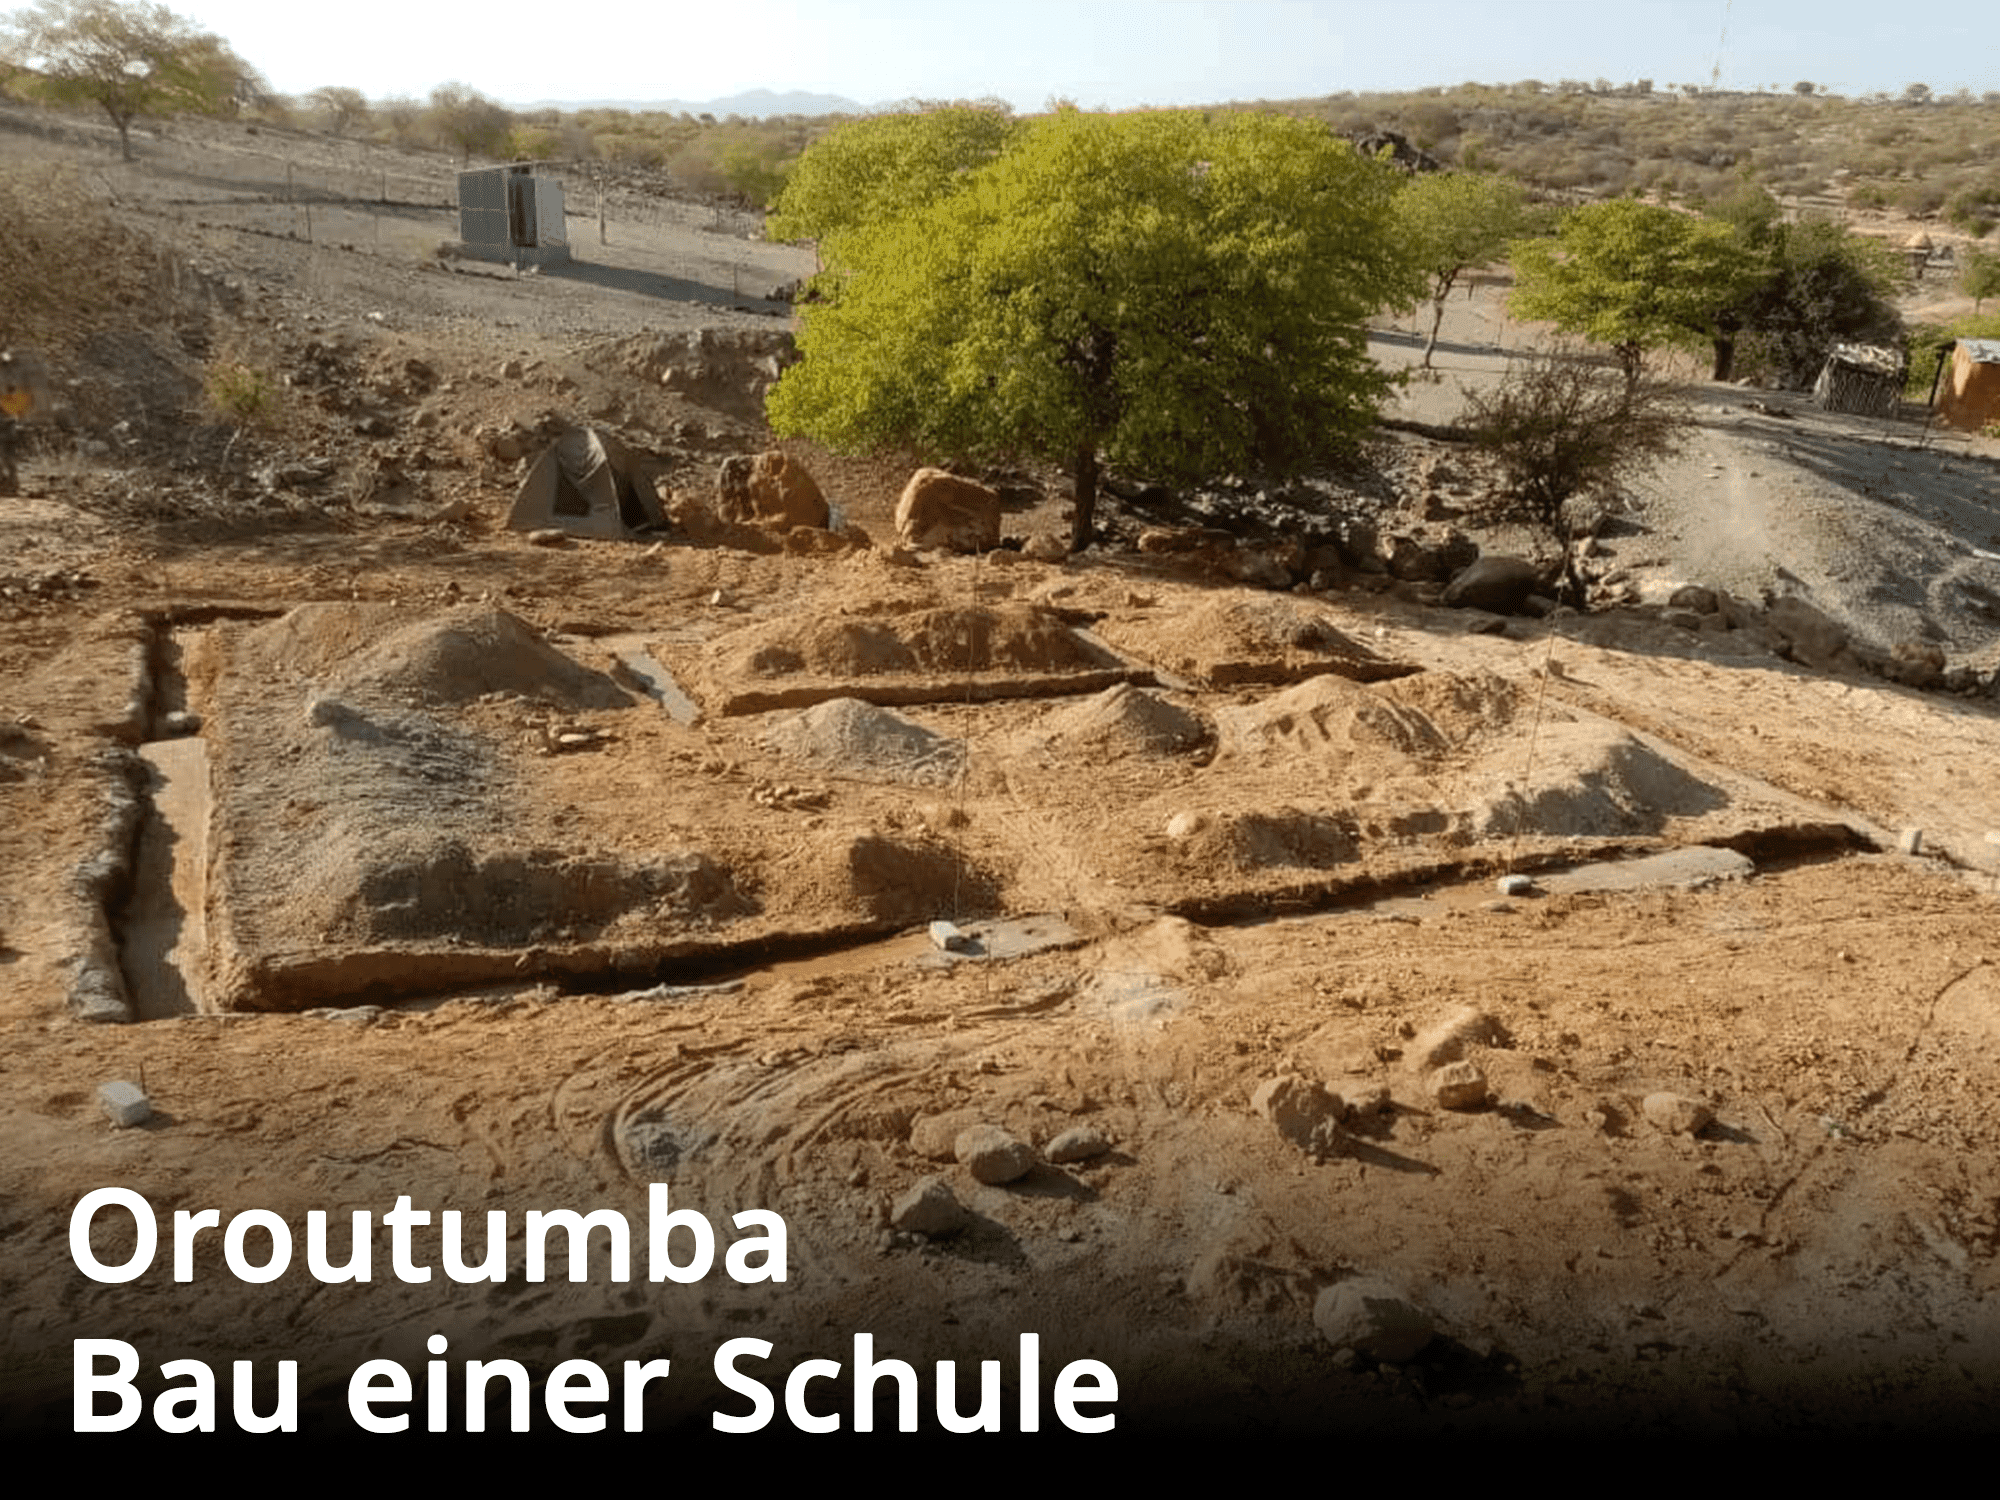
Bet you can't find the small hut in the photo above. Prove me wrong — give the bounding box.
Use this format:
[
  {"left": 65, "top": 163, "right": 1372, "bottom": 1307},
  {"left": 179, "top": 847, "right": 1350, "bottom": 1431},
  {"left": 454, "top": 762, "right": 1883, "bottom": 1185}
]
[
  {"left": 1936, "top": 339, "right": 2000, "bottom": 432},
  {"left": 456, "top": 163, "right": 570, "bottom": 268},
  {"left": 1813, "top": 343, "right": 1904, "bottom": 418}
]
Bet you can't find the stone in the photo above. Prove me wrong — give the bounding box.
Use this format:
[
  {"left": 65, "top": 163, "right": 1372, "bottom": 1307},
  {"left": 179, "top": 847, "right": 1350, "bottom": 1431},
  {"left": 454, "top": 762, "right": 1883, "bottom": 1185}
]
[
  {"left": 1313, "top": 1279, "right": 1434, "bottom": 1364},
  {"left": 1888, "top": 640, "right": 1947, "bottom": 689},
  {"left": 99, "top": 1081, "right": 151, "bottom": 1129},
  {"left": 1766, "top": 595, "right": 1851, "bottom": 672},
  {"left": 1667, "top": 583, "right": 1718, "bottom": 614},
  {"left": 1495, "top": 874, "right": 1533, "bottom": 897},
  {"left": 1021, "top": 531, "right": 1069, "bottom": 563},
  {"left": 1164, "top": 811, "right": 1207, "bottom": 841},
  {"left": 1251, "top": 1074, "right": 1345, "bottom": 1157},
  {"left": 909, "top": 1110, "right": 983, "bottom": 1162},
  {"left": 1899, "top": 827, "right": 1924, "bottom": 856},
  {"left": 527, "top": 528, "right": 571, "bottom": 548},
  {"left": 715, "top": 451, "right": 830, "bottom": 531},
  {"left": 928, "top": 920, "right": 972, "bottom": 952},
  {"left": 1407, "top": 1006, "right": 1504, "bottom": 1072},
  {"left": 955, "top": 1125, "right": 1036, "bottom": 1185},
  {"left": 1379, "top": 525, "right": 1478, "bottom": 583},
  {"left": 1442, "top": 555, "right": 1542, "bottom": 614},
  {"left": 894, "top": 468, "right": 1002, "bottom": 553},
  {"left": 1045, "top": 1126, "right": 1113, "bottom": 1164},
  {"left": 1427, "top": 1060, "right": 1488, "bottom": 1111},
  {"left": 890, "top": 1178, "right": 970, "bottom": 1237},
  {"left": 1642, "top": 1091, "right": 1713, "bottom": 1136}
]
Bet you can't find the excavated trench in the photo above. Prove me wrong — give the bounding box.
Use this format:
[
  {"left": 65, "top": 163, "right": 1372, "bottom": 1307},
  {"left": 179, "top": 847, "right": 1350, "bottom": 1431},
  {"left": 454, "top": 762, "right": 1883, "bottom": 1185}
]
[{"left": 88, "top": 607, "right": 1909, "bottom": 1024}]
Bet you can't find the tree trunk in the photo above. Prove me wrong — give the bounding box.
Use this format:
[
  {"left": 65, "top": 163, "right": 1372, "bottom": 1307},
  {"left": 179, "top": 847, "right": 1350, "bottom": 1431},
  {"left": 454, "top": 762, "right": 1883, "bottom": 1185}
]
[
  {"left": 1422, "top": 295, "right": 1448, "bottom": 369},
  {"left": 1069, "top": 444, "right": 1100, "bottom": 554},
  {"left": 1710, "top": 337, "right": 1736, "bottom": 383}
]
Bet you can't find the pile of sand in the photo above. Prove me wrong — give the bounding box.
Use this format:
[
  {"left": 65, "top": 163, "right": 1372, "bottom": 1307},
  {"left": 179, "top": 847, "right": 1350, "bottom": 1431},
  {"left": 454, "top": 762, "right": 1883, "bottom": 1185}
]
[
  {"left": 782, "top": 830, "right": 999, "bottom": 926},
  {"left": 1021, "top": 684, "right": 1209, "bottom": 759},
  {"left": 1217, "top": 670, "right": 1527, "bottom": 765},
  {"left": 716, "top": 605, "right": 1109, "bottom": 681},
  {"left": 1463, "top": 721, "right": 1730, "bottom": 840},
  {"left": 763, "top": 698, "right": 965, "bottom": 785},
  {"left": 1173, "top": 808, "right": 1358, "bottom": 872},
  {"left": 237, "top": 604, "right": 629, "bottom": 711},
  {"left": 1102, "top": 596, "right": 1416, "bottom": 687}
]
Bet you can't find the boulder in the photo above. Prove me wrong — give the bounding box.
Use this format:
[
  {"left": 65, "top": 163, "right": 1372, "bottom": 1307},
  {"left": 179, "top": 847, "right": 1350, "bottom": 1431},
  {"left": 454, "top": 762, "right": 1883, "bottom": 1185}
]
[
  {"left": 895, "top": 468, "right": 1001, "bottom": 552},
  {"left": 1313, "top": 1280, "right": 1435, "bottom": 1363},
  {"left": 1379, "top": 524, "right": 1478, "bottom": 583},
  {"left": 955, "top": 1125, "right": 1036, "bottom": 1185},
  {"left": 1251, "top": 1074, "right": 1345, "bottom": 1157},
  {"left": 1442, "top": 555, "right": 1542, "bottom": 614},
  {"left": 1765, "top": 595, "right": 1852, "bottom": 672},
  {"left": 716, "top": 451, "right": 830, "bottom": 531}
]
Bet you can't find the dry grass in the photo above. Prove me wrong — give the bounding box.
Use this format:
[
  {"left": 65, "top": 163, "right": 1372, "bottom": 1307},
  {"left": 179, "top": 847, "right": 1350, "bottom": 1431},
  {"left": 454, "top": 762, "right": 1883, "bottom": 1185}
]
[{"left": 0, "top": 162, "right": 170, "bottom": 358}]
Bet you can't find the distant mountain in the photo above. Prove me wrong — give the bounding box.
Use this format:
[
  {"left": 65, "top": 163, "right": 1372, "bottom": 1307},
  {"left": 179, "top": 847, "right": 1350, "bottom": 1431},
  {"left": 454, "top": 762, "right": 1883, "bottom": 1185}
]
[{"left": 515, "top": 90, "right": 866, "bottom": 119}]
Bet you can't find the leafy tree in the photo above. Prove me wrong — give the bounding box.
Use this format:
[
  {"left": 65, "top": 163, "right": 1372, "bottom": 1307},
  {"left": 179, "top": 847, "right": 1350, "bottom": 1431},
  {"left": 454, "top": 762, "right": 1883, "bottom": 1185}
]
[
  {"left": 1393, "top": 170, "right": 1532, "bottom": 367},
  {"left": 1509, "top": 198, "right": 1760, "bottom": 389},
  {"left": 1964, "top": 248, "right": 2000, "bottom": 313},
  {"left": 765, "top": 103, "right": 1023, "bottom": 244},
  {"left": 769, "top": 109, "right": 1422, "bottom": 552},
  {"left": 426, "top": 82, "right": 510, "bottom": 163},
  {"left": 3, "top": 0, "right": 259, "bottom": 159},
  {"left": 307, "top": 84, "right": 369, "bottom": 137}
]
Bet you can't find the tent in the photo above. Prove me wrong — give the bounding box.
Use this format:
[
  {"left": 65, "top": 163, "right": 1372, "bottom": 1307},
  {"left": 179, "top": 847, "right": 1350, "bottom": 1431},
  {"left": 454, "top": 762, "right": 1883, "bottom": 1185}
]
[
  {"left": 1936, "top": 339, "right": 2000, "bottom": 433},
  {"left": 506, "top": 426, "right": 669, "bottom": 539}
]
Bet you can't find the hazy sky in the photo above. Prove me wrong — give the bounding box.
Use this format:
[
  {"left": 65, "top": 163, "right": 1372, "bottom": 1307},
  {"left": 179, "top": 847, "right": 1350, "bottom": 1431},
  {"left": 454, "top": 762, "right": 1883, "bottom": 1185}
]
[{"left": 151, "top": 0, "right": 1998, "bottom": 110}]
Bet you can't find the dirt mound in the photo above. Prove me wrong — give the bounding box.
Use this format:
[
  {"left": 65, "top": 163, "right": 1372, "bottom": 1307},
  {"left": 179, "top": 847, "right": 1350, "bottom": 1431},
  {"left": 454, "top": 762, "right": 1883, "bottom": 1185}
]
[
  {"left": 788, "top": 830, "right": 999, "bottom": 926},
  {"left": 338, "top": 845, "right": 750, "bottom": 944},
  {"left": 1105, "top": 595, "right": 1416, "bottom": 687},
  {"left": 1023, "top": 684, "right": 1209, "bottom": 759},
  {"left": 1218, "top": 670, "right": 1526, "bottom": 764},
  {"left": 723, "top": 605, "right": 1106, "bottom": 680},
  {"left": 763, "top": 699, "right": 965, "bottom": 785},
  {"left": 1174, "top": 807, "right": 1359, "bottom": 872},
  {"left": 1466, "top": 721, "right": 1731, "bottom": 839},
  {"left": 250, "top": 604, "right": 630, "bottom": 710}
]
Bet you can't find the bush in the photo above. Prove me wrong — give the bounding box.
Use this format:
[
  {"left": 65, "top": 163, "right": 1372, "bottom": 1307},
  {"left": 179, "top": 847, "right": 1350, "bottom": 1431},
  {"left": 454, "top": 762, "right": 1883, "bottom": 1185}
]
[
  {"left": 203, "top": 359, "right": 280, "bottom": 427},
  {"left": 1463, "top": 351, "right": 1690, "bottom": 541}
]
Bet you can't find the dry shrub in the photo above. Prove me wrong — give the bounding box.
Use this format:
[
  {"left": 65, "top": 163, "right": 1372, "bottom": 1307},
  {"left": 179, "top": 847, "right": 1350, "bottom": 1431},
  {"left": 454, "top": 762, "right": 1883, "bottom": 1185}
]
[
  {"left": 0, "top": 163, "right": 165, "bottom": 358},
  {"left": 1462, "top": 351, "right": 1689, "bottom": 541}
]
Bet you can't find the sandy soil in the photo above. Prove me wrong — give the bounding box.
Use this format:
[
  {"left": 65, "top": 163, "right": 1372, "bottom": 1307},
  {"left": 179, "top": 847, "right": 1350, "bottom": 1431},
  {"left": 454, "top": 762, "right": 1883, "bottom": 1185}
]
[{"left": 6, "top": 111, "right": 2000, "bottom": 1446}]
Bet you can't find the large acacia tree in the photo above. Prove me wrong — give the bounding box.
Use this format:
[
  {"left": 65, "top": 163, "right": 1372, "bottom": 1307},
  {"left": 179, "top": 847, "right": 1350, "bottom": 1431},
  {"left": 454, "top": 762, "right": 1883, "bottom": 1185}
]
[
  {"left": 4, "top": 0, "right": 258, "bottom": 159},
  {"left": 768, "top": 108, "right": 1422, "bottom": 552}
]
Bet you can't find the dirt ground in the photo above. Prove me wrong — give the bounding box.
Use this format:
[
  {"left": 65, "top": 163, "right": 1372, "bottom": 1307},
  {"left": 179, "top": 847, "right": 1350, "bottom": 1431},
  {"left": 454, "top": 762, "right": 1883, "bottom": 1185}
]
[{"left": 7, "top": 109, "right": 2000, "bottom": 1445}]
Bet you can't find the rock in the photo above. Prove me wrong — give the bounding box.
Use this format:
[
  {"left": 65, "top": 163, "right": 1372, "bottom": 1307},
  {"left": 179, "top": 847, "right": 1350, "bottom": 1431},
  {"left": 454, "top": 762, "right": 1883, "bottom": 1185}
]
[
  {"left": 1668, "top": 583, "right": 1718, "bottom": 614},
  {"left": 1427, "top": 1060, "right": 1488, "bottom": 1111},
  {"left": 1313, "top": 1279, "right": 1434, "bottom": 1364},
  {"left": 955, "top": 1125, "right": 1036, "bottom": 1185},
  {"left": 526, "top": 529, "right": 571, "bottom": 548},
  {"left": 1164, "top": 811, "right": 1206, "bottom": 841},
  {"left": 1021, "top": 531, "right": 1069, "bottom": 563},
  {"left": 1442, "top": 555, "right": 1542, "bottom": 613},
  {"left": 1046, "top": 1126, "right": 1112, "bottom": 1164},
  {"left": 1251, "top": 1074, "right": 1345, "bottom": 1157},
  {"left": 500, "top": 358, "right": 525, "bottom": 379},
  {"left": 1495, "top": 874, "right": 1532, "bottom": 897},
  {"left": 1407, "top": 1006, "right": 1504, "bottom": 1072},
  {"left": 890, "top": 1177, "right": 970, "bottom": 1237},
  {"left": 928, "top": 920, "right": 972, "bottom": 952},
  {"left": 99, "top": 1081, "right": 151, "bottom": 1129},
  {"left": 1227, "top": 540, "right": 1305, "bottom": 590},
  {"left": 1897, "top": 827, "right": 1924, "bottom": 855},
  {"left": 1766, "top": 595, "right": 1851, "bottom": 672},
  {"left": 1642, "top": 1091, "right": 1713, "bottom": 1136},
  {"left": 895, "top": 468, "right": 1002, "bottom": 553},
  {"left": 715, "top": 451, "right": 830, "bottom": 531},
  {"left": 1888, "top": 640, "right": 1946, "bottom": 689},
  {"left": 909, "top": 1110, "right": 983, "bottom": 1162},
  {"left": 162, "top": 710, "right": 202, "bottom": 736},
  {"left": 1379, "top": 525, "right": 1478, "bottom": 583}
]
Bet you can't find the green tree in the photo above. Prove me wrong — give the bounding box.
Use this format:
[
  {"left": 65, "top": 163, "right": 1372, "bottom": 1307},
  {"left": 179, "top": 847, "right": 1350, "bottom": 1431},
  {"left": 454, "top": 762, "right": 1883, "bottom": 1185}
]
[
  {"left": 768, "top": 109, "right": 1422, "bottom": 552},
  {"left": 1394, "top": 170, "right": 1532, "bottom": 368},
  {"left": 3, "top": 0, "right": 258, "bottom": 159},
  {"left": 1964, "top": 248, "right": 2000, "bottom": 313},
  {"left": 1510, "top": 198, "right": 1760, "bottom": 389},
  {"left": 765, "top": 103, "right": 1023, "bottom": 244}
]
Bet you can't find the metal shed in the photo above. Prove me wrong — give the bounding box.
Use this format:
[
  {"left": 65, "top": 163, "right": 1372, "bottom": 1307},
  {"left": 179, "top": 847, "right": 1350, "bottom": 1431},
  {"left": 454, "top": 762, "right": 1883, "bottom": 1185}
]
[{"left": 457, "top": 164, "right": 569, "bottom": 268}]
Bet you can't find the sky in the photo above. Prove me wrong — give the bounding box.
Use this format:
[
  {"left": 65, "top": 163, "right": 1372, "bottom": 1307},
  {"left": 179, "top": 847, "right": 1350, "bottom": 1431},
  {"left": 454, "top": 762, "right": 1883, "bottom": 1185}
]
[{"left": 138, "top": 0, "right": 2000, "bottom": 111}]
